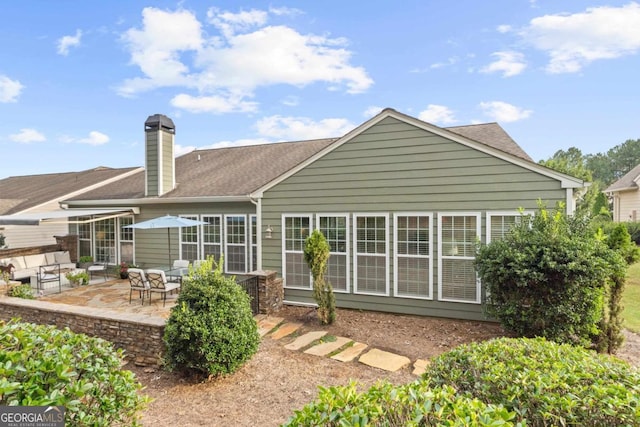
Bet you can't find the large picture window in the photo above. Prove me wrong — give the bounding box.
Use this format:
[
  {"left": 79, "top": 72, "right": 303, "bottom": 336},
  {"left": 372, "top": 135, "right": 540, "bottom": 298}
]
[
  {"left": 438, "top": 213, "right": 481, "bottom": 303},
  {"left": 282, "top": 215, "right": 312, "bottom": 289},
  {"left": 77, "top": 217, "right": 92, "bottom": 258},
  {"left": 353, "top": 214, "right": 388, "bottom": 296},
  {"left": 317, "top": 214, "right": 349, "bottom": 292},
  {"left": 94, "top": 218, "right": 116, "bottom": 263},
  {"left": 394, "top": 213, "right": 432, "bottom": 299},
  {"left": 225, "top": 215, "right": 247, "bottom": 273},
  {"left": 180, "top": 215, "right": 199, "bottom": 262}
]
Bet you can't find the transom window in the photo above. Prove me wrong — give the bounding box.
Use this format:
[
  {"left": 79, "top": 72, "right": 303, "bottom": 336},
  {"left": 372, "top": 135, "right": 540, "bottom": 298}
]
[
  {"left": 438, "top": 213, "right": 481, "bottom": 303},
  {"left": 394, "top": 214, "right": 432, "bottom": 299},
  {"left": 353, "top": 214, "right": 388, "bottom": 296},
  {"left": 282, "top": 215, "right": 312, "bottom": 289}
]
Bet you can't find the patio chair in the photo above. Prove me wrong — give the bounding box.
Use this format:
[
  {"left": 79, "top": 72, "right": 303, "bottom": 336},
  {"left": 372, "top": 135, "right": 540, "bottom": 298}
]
[
  {"left": 172, "top": 259, "right": 190, "bottom": 268},
  {"left": 87, "top": 262, "right": 108, "bottom": 282},
  {"left": 127, "top": 268, "right": 149, "bottom": 305},
  {"left": 146, "top": 269, "right": 181, "bottom": 307}
]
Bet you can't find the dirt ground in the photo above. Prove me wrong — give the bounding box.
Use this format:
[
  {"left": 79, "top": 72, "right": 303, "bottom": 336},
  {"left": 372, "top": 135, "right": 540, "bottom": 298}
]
[{"left": 132, "top": 306, "right": 640, "bottom": 427}]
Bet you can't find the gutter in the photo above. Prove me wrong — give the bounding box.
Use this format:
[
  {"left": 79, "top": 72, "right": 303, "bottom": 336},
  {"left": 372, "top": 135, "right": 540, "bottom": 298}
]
[{"left": 64, "top": 195, "right": 253, "bottom": 207}]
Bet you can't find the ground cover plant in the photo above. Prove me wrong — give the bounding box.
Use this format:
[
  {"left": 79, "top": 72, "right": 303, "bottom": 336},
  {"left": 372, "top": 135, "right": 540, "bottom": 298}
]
[
  {"left": 0, "top": 319, "right": 147, "bottom": 426},
  {"left": 163, "top": 256, "right": 260, "bottom": 378}
]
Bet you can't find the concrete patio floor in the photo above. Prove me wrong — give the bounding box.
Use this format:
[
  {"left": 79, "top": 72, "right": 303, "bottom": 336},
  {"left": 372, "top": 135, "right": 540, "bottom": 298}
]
[{"left": 39, "top": 278, "right": 176, "bottom": 318}]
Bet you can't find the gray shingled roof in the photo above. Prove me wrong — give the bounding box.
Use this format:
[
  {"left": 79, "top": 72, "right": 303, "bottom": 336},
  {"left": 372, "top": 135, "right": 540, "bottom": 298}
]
[
  {"left": 0, "top": 167, "right": 140, "bottom": 215},
  {"left": 68, "top": 117, "right": 534, "bottom": 202},
  {"left": 446, "top": 123, "right": 533, "bottom": 162},
  {"left": 606, "top": 163, "right": 640, "bottom": 193}
]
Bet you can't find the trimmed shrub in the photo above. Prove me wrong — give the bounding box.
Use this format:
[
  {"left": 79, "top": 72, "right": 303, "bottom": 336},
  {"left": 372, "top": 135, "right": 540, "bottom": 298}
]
[
  {"left": 163, "top": 257, "right": 260, "bottom": 377},
  {"left": 475, "top": 203, "right": 625, "bottom": 348},
  {"left": 304, "top": 229, "right": 336, "bottom": 325},
  {"left": 283, "top": 381, "right": 520, "bottom": 427},
  {"left": 424, "top": 337, "right": 640, "bottom": 427},
  {"left": 0, "top": 319, "right": 148, "bottom": 426},
  {"left": 7, "top": 283, "right": 34, "bottom": 299}
]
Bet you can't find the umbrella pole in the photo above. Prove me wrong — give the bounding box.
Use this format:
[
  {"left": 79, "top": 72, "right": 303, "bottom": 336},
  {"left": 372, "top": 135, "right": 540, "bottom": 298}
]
[{"left": 168, "top": 228, "right": 171, "bottom": 267}]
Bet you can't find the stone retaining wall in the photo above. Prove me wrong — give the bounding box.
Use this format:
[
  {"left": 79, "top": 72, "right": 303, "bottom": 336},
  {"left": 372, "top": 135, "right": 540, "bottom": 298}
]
[{"left": 0, "top": 297, "right": 164, "bottom": 366}]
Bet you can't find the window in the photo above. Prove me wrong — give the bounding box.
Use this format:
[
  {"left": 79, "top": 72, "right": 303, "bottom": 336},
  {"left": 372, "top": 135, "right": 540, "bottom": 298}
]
[
  {"left": 353, "top": 214, "right": 388, "bottom": 295},
  {"left": 438, "top": 213, "right": 481, "bottom": 303},
  {"left": 282, "top": 215, "right": 312, "bottom": 289},
  {"left": 202, "top": 215, "right": 222, "bottom": 263},
  {"left": 225, "top": 215, "right": 247, "bottom": 273},
  {"left": 486, "top": 211, "right": 531, "bottom": 243},
  {"left": 77, "top": 217, "right": 92, "bottom": 258},
  {"left": 317, "top": 214, "right": 349, "bottom": 292},
  {"left": 394, "top": 214, "right": 432, "bottom": 299},
  {"left": 119, "top": 216, "right": 134, "bottom": 265},
  {"left": 250, "top": 215, "right": 257, "bottom": 272},
  {"left": 180, "top": 215, "right": 199, "bottom": 262},
  {"left": 94, "top": 218, "right": 116, "bottom": 263}
]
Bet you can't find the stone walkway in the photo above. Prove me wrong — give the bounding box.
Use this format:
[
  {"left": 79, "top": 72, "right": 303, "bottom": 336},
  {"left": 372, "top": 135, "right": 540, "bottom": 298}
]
[{"left": 255, "top": 314, "right": 429, "bottom": 376}]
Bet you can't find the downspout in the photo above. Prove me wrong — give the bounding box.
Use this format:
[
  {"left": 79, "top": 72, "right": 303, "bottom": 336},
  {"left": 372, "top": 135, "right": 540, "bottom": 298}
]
[{"left": 249, "top": 195, "right": 262, "bottom": 271}]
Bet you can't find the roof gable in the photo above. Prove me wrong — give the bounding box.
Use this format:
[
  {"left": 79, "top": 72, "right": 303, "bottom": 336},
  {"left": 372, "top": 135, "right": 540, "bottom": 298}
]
[{"left": 606, "top": 163, "right": 640, "bottom": 193}]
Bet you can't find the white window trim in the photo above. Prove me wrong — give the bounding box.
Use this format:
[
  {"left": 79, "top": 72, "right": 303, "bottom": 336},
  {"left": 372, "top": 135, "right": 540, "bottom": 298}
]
[
  {"left": 250, "top": 214, "right": 257, "bottom": 272},
  {"left": 353, "top": 213, "right": 390, "bottom": 297},
  {"left": 282, "top": 214, "right": 313, "bottom": 290},
  {"left": 178, "top": 214, "right": 200, "bottom": 261},
  {"left": 393, "top": 212, "right": 433, "bottom": 300},
  {"left": 224, "top": 214, "right": 248, "bottom": 274},
  {"left": 486, "top": 210, "right": 534, "bottom": 243},
  {"left": 437, "top": 212, "right": 481, "bottom": 304},
  {"left": 200, "top": 214, "right": 223, "bottom": 263},
  {"left": 316, "top": 213, "right": 350, "bottom": 294}
]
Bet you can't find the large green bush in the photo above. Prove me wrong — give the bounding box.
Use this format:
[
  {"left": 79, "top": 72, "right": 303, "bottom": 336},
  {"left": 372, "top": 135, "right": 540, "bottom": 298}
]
[
  {"left": 424, "top": 337, "right": 640, "bottom": 427},
  {"left": 0, "top": 319, "right": 148, "bottom": 426},
  {"left": 283, "top": 380, "right": 520, "bottom": 427},
  {"left": 304, "top": 229, "right": 336, "bottom": 325},
  {"left": 476, "top": 203, "right": 626, "bottom": 348},
  {"left": 163, "top": 257, "right": 260, "bottom": 377}
]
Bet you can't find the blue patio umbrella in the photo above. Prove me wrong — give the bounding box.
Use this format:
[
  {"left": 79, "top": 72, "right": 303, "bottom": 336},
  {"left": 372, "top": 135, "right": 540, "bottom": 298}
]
[{"left": 123, "top": 215, "right": 206, "bottom": 266}]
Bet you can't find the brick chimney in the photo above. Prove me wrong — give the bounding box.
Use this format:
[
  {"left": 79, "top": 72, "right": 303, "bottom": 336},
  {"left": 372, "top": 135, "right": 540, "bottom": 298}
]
[{"left": 144, "top": 114, "right": 175, "bottom": 197}]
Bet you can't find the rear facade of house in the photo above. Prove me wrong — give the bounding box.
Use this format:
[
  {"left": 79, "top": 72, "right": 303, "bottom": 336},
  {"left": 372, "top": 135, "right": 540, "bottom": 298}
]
[{"left": 57, "top": 109, "right": 582, "bottom": 321}]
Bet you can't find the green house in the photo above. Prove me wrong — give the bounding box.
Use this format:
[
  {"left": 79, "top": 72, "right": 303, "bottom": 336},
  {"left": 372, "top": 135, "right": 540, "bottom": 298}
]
[{"left": 59, "top": 108, "right": 583, "bottom": 320}]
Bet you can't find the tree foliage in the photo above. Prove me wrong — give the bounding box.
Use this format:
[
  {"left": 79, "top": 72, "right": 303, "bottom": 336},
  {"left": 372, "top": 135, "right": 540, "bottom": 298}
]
[
  {"left": 475, "top": 203, "right": 626, "bottom": 351},
  {"left": 303, "top": 229, "right": 336, "bottom": 325}
]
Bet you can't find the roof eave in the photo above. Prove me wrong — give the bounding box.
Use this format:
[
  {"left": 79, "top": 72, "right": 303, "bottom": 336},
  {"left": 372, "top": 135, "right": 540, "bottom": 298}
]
[{"left": 64, "top": 195, "right": 253, "bottom": 208}]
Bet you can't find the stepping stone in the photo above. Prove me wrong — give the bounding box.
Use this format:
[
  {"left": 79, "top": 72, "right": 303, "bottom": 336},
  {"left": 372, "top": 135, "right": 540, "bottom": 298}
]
[
  {"left": 412, "top": 359, "right": 430, "bottom": 376},
  {"left": 331, "top": 342, "right": 368, "bottom": 362},
  {"left": 284, "top": 331, "right": 327, "bottom": 351},
  {"left": 270, "top": 322, "right": 302, "bottom": 340},
  {"left": 257, "top": 316, "right": 284, "bottom": 337},
  {"left": 359, "top": 348, "right": 411, "bottom": 372},
  {"left": 304, "top": 336, "right": 352, "bottom": 356}
]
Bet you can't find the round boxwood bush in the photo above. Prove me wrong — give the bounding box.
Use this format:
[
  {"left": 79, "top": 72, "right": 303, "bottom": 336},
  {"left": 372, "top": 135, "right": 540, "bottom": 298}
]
[
  {"left": 0, "top": 319, "right": 148, "bottom": 426},
  {"left": 163, "top": 259, "right": 260, "bottom": 377},
  {"left": 424, "top": 337, "right": 640, "bottom": 426},
  {"left": 283, "top": 380, "right": 519, "bottom": 426}
]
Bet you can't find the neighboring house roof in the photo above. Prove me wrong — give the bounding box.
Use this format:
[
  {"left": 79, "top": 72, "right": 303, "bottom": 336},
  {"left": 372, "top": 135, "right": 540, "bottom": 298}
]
[
  {"left": 605, "top": 163, "right": 640, "bottom": 193},
  {"left": 0, "top": 166, "right": 141, "bottom": 215},
  {"left": 67, "top": 108, "right": 581, "bottom": 203}
]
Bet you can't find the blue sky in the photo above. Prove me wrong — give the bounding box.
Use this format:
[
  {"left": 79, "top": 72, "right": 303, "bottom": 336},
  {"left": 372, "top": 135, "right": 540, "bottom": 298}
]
[{"left": 1, "top": 1, "right": 639, "bottom": 179}]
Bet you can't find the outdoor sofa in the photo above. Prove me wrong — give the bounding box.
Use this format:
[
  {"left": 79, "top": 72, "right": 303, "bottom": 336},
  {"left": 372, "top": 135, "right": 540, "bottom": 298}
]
[{"left": 0, "top": 251, "right": 76, "bottom": 281}]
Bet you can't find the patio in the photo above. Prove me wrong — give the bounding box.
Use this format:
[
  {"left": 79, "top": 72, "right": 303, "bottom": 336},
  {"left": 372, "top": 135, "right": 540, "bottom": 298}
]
[{"left": 38, "top": 278, "right": 176, "bottom": 318}]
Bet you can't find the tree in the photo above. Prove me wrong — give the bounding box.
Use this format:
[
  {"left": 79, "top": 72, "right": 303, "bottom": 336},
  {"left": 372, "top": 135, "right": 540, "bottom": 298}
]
[
  {"left": 475, "top": 203, "right": 626, "bottom": 351},
  {"left": 303, "top": 230, "right": 336, "bottom": 325},
  {"left": 608, "top": 138, "right": 640, "bottom": 181}
]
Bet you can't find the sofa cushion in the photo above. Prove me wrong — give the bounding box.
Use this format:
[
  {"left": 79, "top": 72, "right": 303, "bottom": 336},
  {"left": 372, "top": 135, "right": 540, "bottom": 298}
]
[
  {"left": 9, "top": 257, "right": 25, "bottom": 270},
  {"left": 12, "top": 267, "right": 37, "bottom": 280},
  {"left": 45, "top": 252, "right": 57, "bottom": 264},
  {"left": 24, "top": 254, "right": 46, "bottom": 268},
  {"left": 54, "top": 251, "right": 72, "bottom": 264},
  {"left": 0, "top": 258, "right": 11, "bottom": 266}
]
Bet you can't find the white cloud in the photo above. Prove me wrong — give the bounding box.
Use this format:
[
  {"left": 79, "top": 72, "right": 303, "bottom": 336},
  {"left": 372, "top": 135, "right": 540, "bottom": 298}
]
[
  {"left": 418, "top": 104, "right": 457, "bottom": 125},
  {"left": 203, "top": 137, "right": 272, "bottom": 150},
  {"left": 9, "top": 128, "right": 46, "bottom": 143},
  {"left": 497, "top": 25, "right": 512, "bottom": 34},
  {"left": 281, "top": 95, "right": 299, "bottom": 106},
  {"left": 170, "top": 93, "right": 257, "bottom": 113},
  {"left": 363, "top": 106, "right": 383, "bottom": 117},
  {"left": 522, "top": 3, "right": 640, "bottom": 73},
  {"left": 256, "top": 115, "right": 354, "bottom": 140},
  {"left": 479, "top": 101, "right": 532, "bottom": 122},
  {"left": 0, "top": 75, "right": 24, "bottom": 102},
  {"left": 118, "top": 7, "right": 372, "bottom": 109},
  {"left": 61, "top": 131, "right": 110, "bottom": 145},
  {"left": 57, "top": 29, "right": 82, "bottom": 56},
  {"left": 480, "top": 51, "right": 527, "bottom": 77}
]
